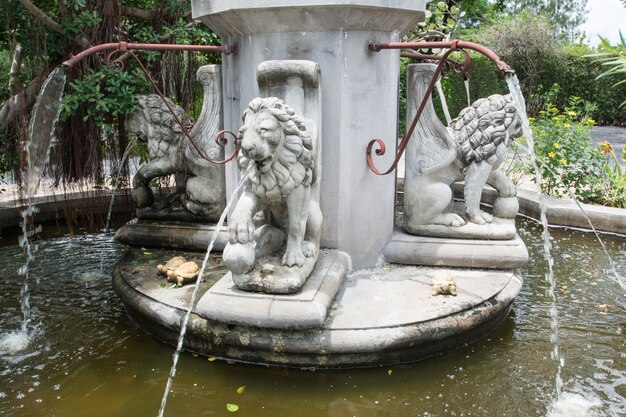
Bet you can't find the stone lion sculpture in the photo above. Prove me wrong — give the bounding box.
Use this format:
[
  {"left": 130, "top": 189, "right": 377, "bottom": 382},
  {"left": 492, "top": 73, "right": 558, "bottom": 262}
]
[
  {"left": 125, "top": 92, "right": 225, "bottom": 220},
  {"left": 223, "top": 97, "right": 323, "bottom": 294},
  {"left": 404, "top": 77, "right": 523, "bottom": 236},
  {"left": 448, "top": 94, "right": 523, "bottom": 224}
]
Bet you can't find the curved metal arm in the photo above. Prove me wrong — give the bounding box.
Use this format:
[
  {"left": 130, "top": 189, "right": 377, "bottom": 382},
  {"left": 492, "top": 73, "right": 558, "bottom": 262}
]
[
  {"left": 369, "top": 40, "right": 513, "bottom": 74},
  {"left": 63, "top": 41, "right": 236, "bottom": 68}
]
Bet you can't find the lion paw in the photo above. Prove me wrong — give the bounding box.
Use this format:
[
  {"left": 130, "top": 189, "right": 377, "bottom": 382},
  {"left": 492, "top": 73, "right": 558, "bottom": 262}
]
[
  {"left": 302, "top": 241, "right": 317, "bottom": 258},
  {"left": 229, "top": 215, "right": 255, "bottom": 245},
  {"left": 282, "top": 248, "right": 305, "bottom": 268},
  {"left": 469, "top": 211, "right": 493, "bottom": 225},
  {"left": 499, "top": 182, "right": 517, "bottom": 198},
  {"left": 433, "top": 213, "right": 465, "bottom": 227}
]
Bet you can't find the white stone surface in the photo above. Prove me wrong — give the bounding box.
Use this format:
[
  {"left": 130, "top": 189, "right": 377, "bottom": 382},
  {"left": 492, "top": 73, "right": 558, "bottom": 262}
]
[
  {"left": 196, "top": 250, "right": 349, "bottom": 329},
  {"left": 383, "top": 229, "right": 529, "bottom": 269}
]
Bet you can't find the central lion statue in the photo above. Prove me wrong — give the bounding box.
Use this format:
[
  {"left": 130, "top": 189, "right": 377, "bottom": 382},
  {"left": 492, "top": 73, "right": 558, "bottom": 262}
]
[{"left": 223, "top": 97, "right": 322, "bottom": 294}]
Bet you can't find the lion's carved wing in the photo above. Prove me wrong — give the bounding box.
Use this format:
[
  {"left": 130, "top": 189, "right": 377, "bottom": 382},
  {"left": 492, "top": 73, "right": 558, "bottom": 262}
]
[{"left": 186, "top": 66, "right": 223, "bottom": 164}]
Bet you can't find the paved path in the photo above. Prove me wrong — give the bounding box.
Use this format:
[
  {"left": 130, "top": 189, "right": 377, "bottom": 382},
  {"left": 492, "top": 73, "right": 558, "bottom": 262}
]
[{"left": 590, "top": 126, "right": 626, "bottom": 165}]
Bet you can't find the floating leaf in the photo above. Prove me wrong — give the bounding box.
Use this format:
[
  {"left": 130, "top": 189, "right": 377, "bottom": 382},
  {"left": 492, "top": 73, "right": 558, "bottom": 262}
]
[
  {"left": 169, "top": 283, "right": 177, "bottom": 289},
  {"left": 387, "top": 369, "right": 393, "bottom": 375},
  {"left": 236, "top": 386, "right": 246, "bottom": 394},
  {"left": 149, "top": 259, "right": 159, "bottom": 264},
  {"left": 226, "top": 403, "right": 239, "bottom": 412},
  {"left": 208, "top": 357, "right": 217, "bottom": 362},
  {"left": 160, "top": 283, "right": 166, "bottom": 288},
  {"left": 143, "top": 251, "right": 152, "bottom": 255}
]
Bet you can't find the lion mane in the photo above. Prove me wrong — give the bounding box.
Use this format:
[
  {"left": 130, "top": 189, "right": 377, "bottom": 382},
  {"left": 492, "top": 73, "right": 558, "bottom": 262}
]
[
  {"left": 238, "top": 97, "right": 315, "bottom": 205},
  {"left": 450, "top": 94, "right": 519, "bottom": 173}
]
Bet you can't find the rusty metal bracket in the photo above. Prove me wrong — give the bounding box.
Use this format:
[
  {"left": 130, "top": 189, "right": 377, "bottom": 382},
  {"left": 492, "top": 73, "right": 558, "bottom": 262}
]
[{"left": 365, "top": 39, "right": 514, "bottom": 176}]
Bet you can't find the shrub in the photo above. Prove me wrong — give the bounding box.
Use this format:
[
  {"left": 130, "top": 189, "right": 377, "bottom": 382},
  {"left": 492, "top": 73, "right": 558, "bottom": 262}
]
[{"left": 525, "top": 94, "right": 622, "bottom": 206}]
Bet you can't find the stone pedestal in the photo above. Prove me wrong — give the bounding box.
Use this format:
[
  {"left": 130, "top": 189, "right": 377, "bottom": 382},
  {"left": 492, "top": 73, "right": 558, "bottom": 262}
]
[{"left": 191, "top": 0, "right": 426, "bottom": 268}]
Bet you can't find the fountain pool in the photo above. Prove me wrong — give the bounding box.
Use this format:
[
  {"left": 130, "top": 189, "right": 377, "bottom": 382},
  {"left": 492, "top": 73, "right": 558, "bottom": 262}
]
[{"left": 1, "top": 219, "right": 624, "bottom": 416}]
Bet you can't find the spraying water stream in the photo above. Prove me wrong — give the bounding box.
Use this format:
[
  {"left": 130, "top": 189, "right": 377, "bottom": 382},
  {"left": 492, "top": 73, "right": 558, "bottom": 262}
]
[
  {"left": 463, "top": 78, "right": 471, "bottom": 107},
  {"left": 157, "top": 171, "right": 249, "bottom": 417},
  {"left": 26, "top": 66, "right": 67, "bottom": 197},
  {"left": 99, "top": 137, "right": 138, "bottom": 273},
  {"left": 435, "top": 79, "right": 452, "bottom": 125},
  {"left": 0, "top": 66, "right": 69, "bottom": 354},
  {"left": 506, "top": 74, "right": 564, "bottom": 401}
]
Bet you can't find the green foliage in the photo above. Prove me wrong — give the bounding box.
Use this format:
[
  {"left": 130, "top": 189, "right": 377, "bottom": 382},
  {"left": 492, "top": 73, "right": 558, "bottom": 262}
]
[
  {"left": 503, "top": 0, "right": 588, "bottom": 40},
  {"left": 533, "top": 43, "right": 626, "bottom": 125},
  {"left": 60, "top": 67, "right": 150, "bottom": 132},
  {"left": 455, "top": 13, "right": 625, "bottom": 125},
  {"left": 526, "top": 94, "right": 620, "bottom": 205},
  {"left": 60, "top": 10, "right": 102, "bottom": 38},
  {"left": 598, "top": 141, "right": 626, "bottom": 208},
  {"left": 587, "top": 32, "right": 626, "bottom": 107}
]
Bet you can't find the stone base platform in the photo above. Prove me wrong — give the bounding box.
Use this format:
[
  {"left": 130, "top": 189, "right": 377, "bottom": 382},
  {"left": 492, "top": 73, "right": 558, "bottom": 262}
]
[
  {"left": 115, "top": 220, "right": 228, "bottom": 252},
  {"left": 384, "top": 228, "right": 529, "bottom": 269},
  {"left": 113, "top": 247, "right": 522, "bottom": 368},
  {"left": 196, "top": 250, "right": 350, "bottom": 329}
]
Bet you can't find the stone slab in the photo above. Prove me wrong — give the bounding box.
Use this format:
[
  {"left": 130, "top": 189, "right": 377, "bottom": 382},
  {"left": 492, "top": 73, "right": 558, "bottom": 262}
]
[
  {"left": 115, "top": 220, "right": 228, "bottom": 251},
  {"left": 407, "top": 216, "right": 518, "bottom": 240},
  {"left": 196, "top": 250, "right": 350, "bottom": 329},
  {"left": 192, "top": 0, "right": 426, "bottom": 34},
  {"left": 113, "top": 249, "right": 522, "bottom": 367},
  {"left": 383, "top": 228, "right": 529, "bottom": 269}
]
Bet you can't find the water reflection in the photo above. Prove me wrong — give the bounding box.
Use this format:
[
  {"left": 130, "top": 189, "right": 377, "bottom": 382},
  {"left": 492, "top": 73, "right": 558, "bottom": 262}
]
[{"left": 0, "top": 220, "right": 624, "bottom": 416}]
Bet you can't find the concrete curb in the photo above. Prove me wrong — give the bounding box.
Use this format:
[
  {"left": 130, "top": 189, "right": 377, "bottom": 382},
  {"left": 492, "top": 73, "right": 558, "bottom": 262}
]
[
  {"left": 452, "top": 184, "right": 626, "bottom": 236},
  {"left": 0, "top": 189, "right": 133, "bottom": 232}
]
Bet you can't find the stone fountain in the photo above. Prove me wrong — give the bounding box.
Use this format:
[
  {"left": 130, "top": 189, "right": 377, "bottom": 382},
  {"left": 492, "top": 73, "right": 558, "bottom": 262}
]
[{"left": 113, "top": 0, "right": 528, "bottom": 368}]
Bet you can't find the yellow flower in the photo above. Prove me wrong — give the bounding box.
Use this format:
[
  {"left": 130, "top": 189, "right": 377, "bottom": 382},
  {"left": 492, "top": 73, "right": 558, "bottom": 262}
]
[
  {"left": 599, "top": 141, "right": 613, "bottom": 156},
  {"left": 586, "top": 118, "right": 596, "bottom": 126},
  {"left": 528, "top": 117, "right": 536, "bottom": 122},
  {"left": 563, "top": 123, "right": 571, "bottom": 128},
  {"left": 560, "top": 158, "right": 567, "bottom": 165},
  {"left": 548, "top": 151, "right": 556, "bottom": 158},
  {"left": 553, "top": 143, "right": 560, "bottom": 149},
  {"left": 567, "top": 111, "right": 577, "bottom": 116}
]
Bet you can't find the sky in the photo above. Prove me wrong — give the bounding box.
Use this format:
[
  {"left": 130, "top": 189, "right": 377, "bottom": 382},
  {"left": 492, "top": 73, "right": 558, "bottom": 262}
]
[{"left": 579, "top": 0, "right": 626, "bottom": 45}]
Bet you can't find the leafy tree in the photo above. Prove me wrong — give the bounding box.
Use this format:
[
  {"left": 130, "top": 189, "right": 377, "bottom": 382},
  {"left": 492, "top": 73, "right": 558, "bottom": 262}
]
[
  {"left": 504, "top": 0, "right": 588, "bottom": 40},
  {"left": 0, "top": 0, "right": 219, "bottom": 184}
]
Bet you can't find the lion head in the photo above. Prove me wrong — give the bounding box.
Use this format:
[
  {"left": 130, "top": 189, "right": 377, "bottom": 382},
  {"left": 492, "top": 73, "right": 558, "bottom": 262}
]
[
  {"left": 451, "top": 94, "right": 522, "bottom": 167},
  {"left": 238, "top": 97, "right": 315, "bottom": 204},
  {"left": 126, "top": 94, "right": 192, "bottom": 153}
]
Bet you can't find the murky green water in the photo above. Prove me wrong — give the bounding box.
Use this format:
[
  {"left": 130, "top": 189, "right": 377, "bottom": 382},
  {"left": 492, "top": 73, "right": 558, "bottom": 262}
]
[{"left": 1, "top": 219, "right": 624, "bottom": 417}]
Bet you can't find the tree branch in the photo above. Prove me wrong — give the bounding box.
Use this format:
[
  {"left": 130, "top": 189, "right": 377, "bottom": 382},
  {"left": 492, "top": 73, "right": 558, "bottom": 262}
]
[
  {"left": 0, "top": 76, "right": 45, "bottom": 131},
  {"left": 18, "top": 0, "right": 91, "bottom": 49},
  {"left": 8, "top": 43, "right": 23, "bottom": 94},
  {"left": 120, "top": 5, "right": 157, "bottom": 21}
]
